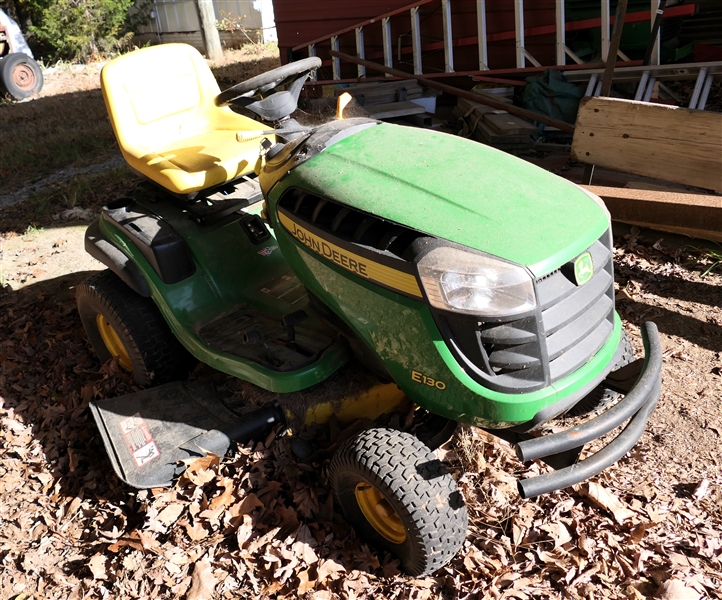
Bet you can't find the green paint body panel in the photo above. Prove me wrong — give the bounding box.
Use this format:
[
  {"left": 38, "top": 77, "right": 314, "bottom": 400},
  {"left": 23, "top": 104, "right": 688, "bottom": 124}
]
[
  {"left": 264, "top": 122, "right": 620, "bottom": 425},
  {"left": 98, "top": 194, "right": 349, "bottom": 392},
  {"left": 268, "top": 195, "right": 622, "bottom": 426},
  {"left": 284, "top": 123, "right": 608, "bottom": 277}
]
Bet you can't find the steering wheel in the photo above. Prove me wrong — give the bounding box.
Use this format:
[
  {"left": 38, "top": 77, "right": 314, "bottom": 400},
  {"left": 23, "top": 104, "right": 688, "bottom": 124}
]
[{"left": 215, "top": 57, "right": 321, "bottom": 107}]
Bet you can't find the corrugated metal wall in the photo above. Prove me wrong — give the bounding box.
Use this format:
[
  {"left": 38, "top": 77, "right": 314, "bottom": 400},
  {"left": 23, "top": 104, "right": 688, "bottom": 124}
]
[{"left": 137, "top": 0, "right": 263, "bottom": 35}]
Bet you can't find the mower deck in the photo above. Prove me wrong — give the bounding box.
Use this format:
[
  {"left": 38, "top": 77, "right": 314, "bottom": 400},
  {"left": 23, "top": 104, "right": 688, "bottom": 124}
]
[
  {"left": 90, "top": 381, "right": 284, "bottom": 488},
  {"left": 91, "top": 371, "right": 409, "bottom": 489}
]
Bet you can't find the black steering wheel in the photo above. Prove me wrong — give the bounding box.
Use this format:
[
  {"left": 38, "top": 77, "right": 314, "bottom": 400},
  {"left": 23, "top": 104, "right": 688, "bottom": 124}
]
[{"left": 215, "top": 57, "right": 321, "bottom": 107}]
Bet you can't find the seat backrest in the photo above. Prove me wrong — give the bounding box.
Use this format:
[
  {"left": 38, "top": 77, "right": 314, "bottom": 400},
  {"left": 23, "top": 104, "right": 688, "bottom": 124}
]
[{"left": 101, "top": 44, "right": 222, "bottom": 158}]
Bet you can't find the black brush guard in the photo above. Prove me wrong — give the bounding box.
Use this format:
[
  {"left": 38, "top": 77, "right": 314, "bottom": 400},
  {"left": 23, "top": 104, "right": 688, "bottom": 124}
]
[{"left": 513, "top": 322, "right": 662, "bottom": 499}]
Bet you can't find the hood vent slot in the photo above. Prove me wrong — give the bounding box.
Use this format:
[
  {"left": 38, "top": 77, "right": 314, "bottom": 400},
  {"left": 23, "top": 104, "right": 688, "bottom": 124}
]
[{"left": 279, "top": 188, "right": 424, "bottom": 261}]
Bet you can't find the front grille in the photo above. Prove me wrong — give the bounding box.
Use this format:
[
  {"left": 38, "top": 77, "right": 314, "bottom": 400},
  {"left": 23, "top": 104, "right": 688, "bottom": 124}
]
[
  {"left": 538, "top": 232, "right": 615, "bottom": 382},
  {"left": 439, "top": 229, "right": 615, "bottom": 393}
]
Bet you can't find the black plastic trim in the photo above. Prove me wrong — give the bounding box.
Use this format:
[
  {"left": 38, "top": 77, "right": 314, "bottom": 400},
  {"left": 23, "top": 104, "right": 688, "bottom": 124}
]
[
  {"left": 277, "top": 187, "right": 425, "bottom": 267},
  {"left": 84, "top": 219, "right": 151, "bottom": 297},
  {"left": 240, "top": 214, "right": 271, "bottom": 245},
  {"left": 101, "top": 199, "right": 196, "bottom": 285},
  {"left": 436, "top": 312, "right": 548, "bottom": 393},
  {"left": 515, "top": 322, "right": 662, "bottom": 498},
  {"left": 514, "top": 331, "right": 626, "bottom": 431},
  {"left": 259, "top": 119, "right": 379, "bottom": 197}
]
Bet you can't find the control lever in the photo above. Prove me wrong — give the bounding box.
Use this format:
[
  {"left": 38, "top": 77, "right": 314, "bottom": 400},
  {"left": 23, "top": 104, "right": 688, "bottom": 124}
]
[{"left": 281, "top": 310, "right": 308, "bottom": 348}]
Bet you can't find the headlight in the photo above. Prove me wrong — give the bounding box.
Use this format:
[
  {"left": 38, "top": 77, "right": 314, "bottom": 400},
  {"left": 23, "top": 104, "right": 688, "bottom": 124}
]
[{"left": 418, "top": 246, "right": 536, "bottom": 317}]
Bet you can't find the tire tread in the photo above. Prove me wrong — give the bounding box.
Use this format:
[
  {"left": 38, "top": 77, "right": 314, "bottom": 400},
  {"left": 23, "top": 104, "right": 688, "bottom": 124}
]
[
  {"left": 77, "top": 270, "right": 194, "bottom": 386},
  {"left": 330, "top": 428, "right": 467, "bottom": 576}
]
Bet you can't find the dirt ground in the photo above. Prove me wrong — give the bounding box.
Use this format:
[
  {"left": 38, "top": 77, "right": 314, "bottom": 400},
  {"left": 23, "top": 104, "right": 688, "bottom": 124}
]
[{"left": 1, "top": 55, "right": 721, "bottom": 600}]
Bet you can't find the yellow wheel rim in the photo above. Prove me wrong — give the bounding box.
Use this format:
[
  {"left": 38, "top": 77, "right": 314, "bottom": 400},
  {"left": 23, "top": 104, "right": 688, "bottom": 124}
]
[
  {"left": 96, "top": 315, "right": 133, "bottom": 372},
  {"left": 355, "top": 482, "right": 407, "bottom": 544}
]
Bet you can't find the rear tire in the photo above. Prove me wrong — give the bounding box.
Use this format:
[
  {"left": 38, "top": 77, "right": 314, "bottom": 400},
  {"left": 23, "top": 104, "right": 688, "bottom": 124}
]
[
  {"left": 77, "top": 270, "right": 196, "bottom": 386},
  {"left": 0, "top": 53, "right": 43, "bottom": 99},
  {"left": 330, "top": 428, "right": 467, "bottom": 576}
]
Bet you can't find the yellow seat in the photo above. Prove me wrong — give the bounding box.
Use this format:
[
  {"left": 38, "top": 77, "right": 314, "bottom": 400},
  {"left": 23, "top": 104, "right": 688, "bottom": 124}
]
[{"left": 101, "top": 43, "right": 269, "bottom": 197}]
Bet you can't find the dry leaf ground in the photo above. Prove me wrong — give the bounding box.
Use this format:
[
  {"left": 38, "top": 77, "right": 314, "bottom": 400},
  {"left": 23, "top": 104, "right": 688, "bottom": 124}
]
[{"left": 1, "top": 52, "right": 721, "bottom": 600}]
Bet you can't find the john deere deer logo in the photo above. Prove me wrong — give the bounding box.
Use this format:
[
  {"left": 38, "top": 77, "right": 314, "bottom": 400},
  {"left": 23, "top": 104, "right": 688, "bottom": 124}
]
[{"left": 574, "top": 252, "right": 594, "bottom": 285}]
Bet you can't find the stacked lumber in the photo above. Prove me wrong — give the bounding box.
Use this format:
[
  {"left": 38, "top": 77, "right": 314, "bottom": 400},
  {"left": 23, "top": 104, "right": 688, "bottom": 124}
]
[
  {"left": 332, "top": 80, "right": 441, "bottom": 120},
  {"left": 583, "top": 185, "right": 722, "bottom": 243},
  {"left": 335, "top": 79, "right": 426, "bottom": 106},
  {"left": 454, "top": 93, "right": 537, "bottom": 153},
  {"left": 366, "top": 101, "right": 426, "bottom": 120}
]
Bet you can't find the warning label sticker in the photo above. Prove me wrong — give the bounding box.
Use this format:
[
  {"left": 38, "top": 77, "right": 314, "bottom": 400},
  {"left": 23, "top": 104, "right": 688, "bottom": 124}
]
[
  {"left": 119, "top": 413, "right": 160, "bottom": 468},
  {"left": 259, "top": 271, "right": 306, "bottom": 305}
]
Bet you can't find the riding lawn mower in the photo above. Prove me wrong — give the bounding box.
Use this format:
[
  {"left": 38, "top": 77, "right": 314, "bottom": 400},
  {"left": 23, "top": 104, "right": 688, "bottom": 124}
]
[{"left": 77, "top": 43, "right": 662, "bottom": 576}]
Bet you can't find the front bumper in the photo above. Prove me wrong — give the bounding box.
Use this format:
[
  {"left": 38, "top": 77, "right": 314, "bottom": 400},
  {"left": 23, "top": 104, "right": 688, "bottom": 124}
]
[{"left": 514, "top": 321, "right": 662, "bottom": 499}]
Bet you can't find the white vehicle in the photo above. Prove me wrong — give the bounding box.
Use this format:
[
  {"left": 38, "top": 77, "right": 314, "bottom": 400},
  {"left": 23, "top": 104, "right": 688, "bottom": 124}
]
[{"left": 0, "top": 9, "right": 43, "bottom": 99}]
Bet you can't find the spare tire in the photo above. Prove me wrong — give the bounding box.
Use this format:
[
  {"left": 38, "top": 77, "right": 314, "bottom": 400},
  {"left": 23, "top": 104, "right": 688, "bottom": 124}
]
[{"left": 0, "top": 53, "right": 43, "bottom": 100}]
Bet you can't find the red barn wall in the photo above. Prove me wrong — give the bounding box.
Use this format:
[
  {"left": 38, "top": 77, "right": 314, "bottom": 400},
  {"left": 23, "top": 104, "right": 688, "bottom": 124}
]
[{"left": 273, "top": 0, "right": 559, "bottom": 77}]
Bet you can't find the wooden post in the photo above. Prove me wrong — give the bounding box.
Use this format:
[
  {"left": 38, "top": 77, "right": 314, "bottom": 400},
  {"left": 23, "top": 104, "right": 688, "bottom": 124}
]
[
  {"left": 196, "top": 0, "right": 223, "bottom": 61},
  {"left": 601, "top": 0, "right": 628, "bottom": 96}
]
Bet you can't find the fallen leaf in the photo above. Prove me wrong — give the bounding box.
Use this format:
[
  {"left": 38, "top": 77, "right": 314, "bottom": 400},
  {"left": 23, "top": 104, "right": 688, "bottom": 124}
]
[
  {"left": 209, "top": 477, "right": 235, "bottom": 511},
  {"left": 540, "top": 522, "right": 572, "bottom": 548},
  {"left": 185, "top": 558, "right": 217, "bottom": 600},
  {"left": 229, "top": 493, "right": 264, "bottom": 519},
  {"left": 166, "top": 549, "right": 190, "bottom": 566},
  {"left": 693, "top": 479, "right": 709, "bottom": 500},
  {"left": 108, "top": 532, "right": 145, "bottom": 553},
  {"left": 297, "top": 568, "right": 316, "bottom": 595},
  {"left": 181, "top": 454, "right": 220, "bottom": 486},
  {"left": 181, "top": 520, "right": 209, "bottom": 542},
  {"left": 63, "top": 496, "right": 83, "bottom": 521},
  {"left": 656, "top": 579, "right": 701, "bottom": 600},
  {"left": 292, "top": 537, "right": 318, "bottom": 566},
  {"left": 576, "top": 482, "right": 636, "bottom": 524},
  {"left": 236, "top": 514, "right": 254, "bottom": 548},
  {"left": 628, "top": 522, "right": 653, "bottom": 544},
  {"left": 294, "top": 487, "right": 319, "bottom": 519},
  {"left": 88, "top": 554, "right": 108, "bottom": 580},
  {"left": 157, "top": 503, "right": 185, "bottom": 526},
  {"left": 316, "top": 558, "right": 346, "bottom": 583}
]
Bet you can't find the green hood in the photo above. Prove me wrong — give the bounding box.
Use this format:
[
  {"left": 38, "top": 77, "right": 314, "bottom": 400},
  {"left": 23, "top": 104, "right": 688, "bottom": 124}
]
[{"left": 285, "top": 123, "right": 609, "bottom": 277}]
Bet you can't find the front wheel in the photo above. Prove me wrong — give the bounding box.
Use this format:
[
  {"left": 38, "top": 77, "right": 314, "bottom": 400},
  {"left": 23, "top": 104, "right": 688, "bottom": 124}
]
[
  {"left": 330, "top": 428, "right": 467, "bottom": 576},
  {"left": 77, "top": 270, "right": 196, "bottom": 386}
]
